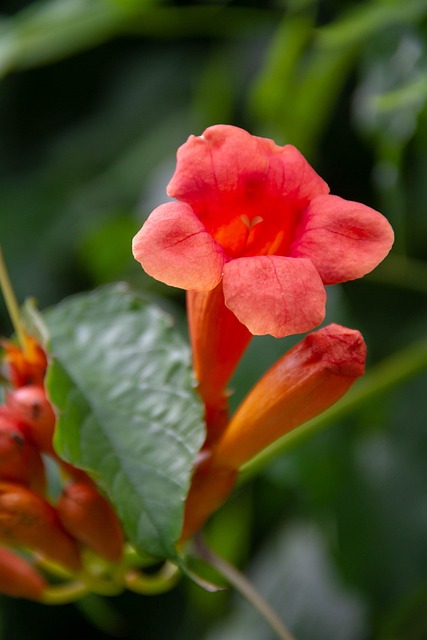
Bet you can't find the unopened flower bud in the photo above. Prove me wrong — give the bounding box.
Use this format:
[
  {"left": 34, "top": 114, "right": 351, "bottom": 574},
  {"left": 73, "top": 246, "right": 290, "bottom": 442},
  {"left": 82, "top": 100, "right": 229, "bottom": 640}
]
[
  {"left": 0, "top": 412, "right": 45, "bottom": 494},
  {"left": 6, "top": 386, "right": 56, "bottom": 454},
  {"left": 0, "top": 547, "right": 46, "bottom": 600},
  {"left": 214, "top": 323, "right": 366, "bottom": 469},
  {"left": 0, "top": 482, "right": 81, "bottom": 572},
  {"left": 57, "top": 481, "right": 123, "bottom": 564},
  {"left": 1, "top": 337, "right": 47, "bottom": 388}
]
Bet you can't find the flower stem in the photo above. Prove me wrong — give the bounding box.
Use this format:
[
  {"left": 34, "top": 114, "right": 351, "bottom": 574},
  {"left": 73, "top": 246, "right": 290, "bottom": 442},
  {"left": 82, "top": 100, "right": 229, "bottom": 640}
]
[
  {"left": 193, "top": 536, "right": 296, "bottom": 640},
  {"left": 124, "top": 561, "right": 180, "bottom": 595},
  {"left": 40, "top": 581, "right": 89, "bottom": 605},
  {"left": 240, "top": 334, "right": 427, "bottom": 481},
  {"left": 0, "top": 244, "right": 28, "bottom": 352}
]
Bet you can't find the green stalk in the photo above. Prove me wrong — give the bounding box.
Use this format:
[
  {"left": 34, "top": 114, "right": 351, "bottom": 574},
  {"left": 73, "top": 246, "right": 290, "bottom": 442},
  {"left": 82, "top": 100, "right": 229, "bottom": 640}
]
[
  {"left": 41, "top": 580, "right": 89, "bottom": 605},
  {"left": 0, "top": 244, "right": 28, "bottom": 351},
  {"left": 125, "top": 562, "right": 180, "bottom": 595},
  {"left": 194, "top": 536, "right": 296, "bottom": 640}
]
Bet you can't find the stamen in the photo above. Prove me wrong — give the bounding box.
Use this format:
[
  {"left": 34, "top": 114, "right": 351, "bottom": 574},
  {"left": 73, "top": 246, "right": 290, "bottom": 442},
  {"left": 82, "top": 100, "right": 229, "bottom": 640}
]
[{"left": 240, "top": 215, "right": 264, "bottom": 230}]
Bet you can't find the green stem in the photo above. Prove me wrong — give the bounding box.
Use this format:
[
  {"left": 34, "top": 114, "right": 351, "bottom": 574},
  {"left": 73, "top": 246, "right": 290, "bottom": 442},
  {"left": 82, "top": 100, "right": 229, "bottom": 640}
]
[
  {"left": 240, "top": 334, "right": 427, "bottom": 481},
  {"left": 40, "top": 581, "right": 89, "bottom": 605},
  {"left": 0, "top": 244, "right": 28, "bottom": 351},
  {"left": 125, "top": 561, "right": 180, "bottom": 595},
  {"left": 78, "top": 563, "right": 124, "bottom": 597},
  {"left": 193, "top": 536, "right": 296, "bottom": 640}
]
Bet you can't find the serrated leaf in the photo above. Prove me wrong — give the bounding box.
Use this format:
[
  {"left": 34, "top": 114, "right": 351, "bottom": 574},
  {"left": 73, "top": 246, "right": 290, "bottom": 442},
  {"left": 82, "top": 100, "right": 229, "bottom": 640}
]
[{"left": 44, "top": 283, "right": 205, "bottom": 559}]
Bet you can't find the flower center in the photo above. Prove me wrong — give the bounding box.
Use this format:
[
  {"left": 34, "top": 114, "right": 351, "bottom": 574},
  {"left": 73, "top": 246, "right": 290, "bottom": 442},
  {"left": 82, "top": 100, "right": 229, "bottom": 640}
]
[
  {"left": 240, "top": 215, "right": 264, "bottom": 230},
  {"left": 204, "top": 204, "right": 303, "bottom": 260}
]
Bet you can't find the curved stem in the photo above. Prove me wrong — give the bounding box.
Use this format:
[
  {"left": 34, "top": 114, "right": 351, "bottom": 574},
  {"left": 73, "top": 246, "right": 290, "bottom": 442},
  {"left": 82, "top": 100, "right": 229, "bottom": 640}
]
[
  {"left": 240, "top": 333, "right": 427, "bottom": 481},
  {"left": 40, "top": 581, "right": 89, "bottom": 605},
  {"left": 35, "top": 556, "right": 74, "bottom": 580},
  {"left": 0, "top": 244, "right": 28, "bottom": 352},
  {"left": 125, "top": 561, "right": 180, "bottom": 595},
  {"left": 78, "top": 566, "right": 124, "bottom": 597},
  {"left": 193, "top": 536, "right": 296, "bottom": 640}
]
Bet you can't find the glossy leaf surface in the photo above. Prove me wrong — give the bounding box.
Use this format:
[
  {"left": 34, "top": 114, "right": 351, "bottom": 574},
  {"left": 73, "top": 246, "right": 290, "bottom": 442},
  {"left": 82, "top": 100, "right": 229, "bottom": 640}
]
[{"left": 44, "top": 283, "right": 205, "bottom": 559}]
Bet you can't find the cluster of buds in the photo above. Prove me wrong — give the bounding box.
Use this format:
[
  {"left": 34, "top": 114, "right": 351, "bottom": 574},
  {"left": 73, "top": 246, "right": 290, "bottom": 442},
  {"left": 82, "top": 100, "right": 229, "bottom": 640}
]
[{"left": 0, "top": 335, "right": 124, "bottom": 601}]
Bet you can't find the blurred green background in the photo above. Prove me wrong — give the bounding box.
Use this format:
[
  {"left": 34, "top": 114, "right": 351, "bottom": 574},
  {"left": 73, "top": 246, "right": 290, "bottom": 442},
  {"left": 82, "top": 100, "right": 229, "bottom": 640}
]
[{"left": 1, "top": 0, "right": 427, "bottom": 638}]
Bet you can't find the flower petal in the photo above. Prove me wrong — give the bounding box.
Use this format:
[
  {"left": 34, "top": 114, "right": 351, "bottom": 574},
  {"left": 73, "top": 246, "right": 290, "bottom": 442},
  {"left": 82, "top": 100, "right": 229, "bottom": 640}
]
[
  {"left": 167, "top": 125, "right": 329, "bottom": 212},
  {"left": 167, "top": 125, "right": 269, "bottom": 211},
  {"left": 292, "top": 194, "right": 394, "bottom": 284},
  {"left": 256, "top": 138, "right": 330, "bottom": 202},
  {"left": 132, "top": 202, "right": 224, "bottom": 290},
  {"left": 222, "top": 256, "right": 326, "bottom": 338}
]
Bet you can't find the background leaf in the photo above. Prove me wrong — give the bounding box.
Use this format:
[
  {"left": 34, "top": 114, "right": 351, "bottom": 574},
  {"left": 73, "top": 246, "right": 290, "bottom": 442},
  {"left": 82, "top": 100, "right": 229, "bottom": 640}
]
[
  {"left": 44, "top": 283, "right": 205, "bottom": 559},
  {"left": 204, "top": 522, "right": 368, "bottom": 640}
]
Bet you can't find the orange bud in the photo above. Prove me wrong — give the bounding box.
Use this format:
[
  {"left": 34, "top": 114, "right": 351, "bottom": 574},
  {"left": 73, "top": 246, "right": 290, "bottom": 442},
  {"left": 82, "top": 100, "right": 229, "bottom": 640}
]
[
  {"left": 1, "top": 337, "right": 47, "bottom": 388},
  {"left": 181, "top": 324, "right": 366, "bottom": 540},
  {"left": 0, "top": 482, "right": 81, "bottom": 572},
  {"left": 6, "top": 386, "right": 56, "bottom": 454},
  {"left": 214, "top": 324, "right": 366, "bottom": 469},
  {"left": 0, "top": 412, "right": 46, "bottom": 494},
  {"left": 57, "top": 481, "right": 123, "bottom": 563},
  {"left": 0, "top": 547, "right": 46, "bottom": 600},
  {"left": 187, "top": 284, "right": 252, "bottom": 443}
]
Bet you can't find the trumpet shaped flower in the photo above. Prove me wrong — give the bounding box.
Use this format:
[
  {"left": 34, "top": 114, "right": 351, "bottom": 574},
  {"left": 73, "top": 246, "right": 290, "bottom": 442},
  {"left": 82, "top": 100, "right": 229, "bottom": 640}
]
[{"left": 133, "top": 125, "right": 394, "bottom": 338}]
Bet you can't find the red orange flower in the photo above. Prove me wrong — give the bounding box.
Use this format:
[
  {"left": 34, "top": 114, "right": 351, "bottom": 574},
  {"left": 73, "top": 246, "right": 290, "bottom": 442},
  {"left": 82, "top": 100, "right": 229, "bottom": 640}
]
[{"left": 133, "top": 125, "right": 394, "bottom": 338}]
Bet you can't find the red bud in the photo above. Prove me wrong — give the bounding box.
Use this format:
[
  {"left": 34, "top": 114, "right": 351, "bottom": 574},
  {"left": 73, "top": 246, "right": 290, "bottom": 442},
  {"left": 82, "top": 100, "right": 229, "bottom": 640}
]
[
  {"left": 57, "top": 481, "right": 123, "bottom": 563},
  {"left": 6, "top": 386, "right": 56, "bottom": 454},
  {"left": 0, "top": 482, "right": 81, "bottom": 572},
  {"left": 0, "top": 413, "right": 45, "bottom": 494},
  {"left": 0, "top": 547, "right": 46, "bottom": 600}
]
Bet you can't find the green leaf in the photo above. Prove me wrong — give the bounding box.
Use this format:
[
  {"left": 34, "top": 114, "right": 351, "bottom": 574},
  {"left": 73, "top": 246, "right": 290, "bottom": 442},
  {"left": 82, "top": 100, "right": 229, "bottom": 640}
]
[
  {"left": 204, "top": 522, "right": 367, "bottom": 640},
  {"left": 316, "top": 0, "right": 427, "bottom": 51},
  {"left": 248, "top": 14, "right": 357, "bottom": 154},
  {"left": 44, "top": 283, "right": 205, "bottom": 559}
]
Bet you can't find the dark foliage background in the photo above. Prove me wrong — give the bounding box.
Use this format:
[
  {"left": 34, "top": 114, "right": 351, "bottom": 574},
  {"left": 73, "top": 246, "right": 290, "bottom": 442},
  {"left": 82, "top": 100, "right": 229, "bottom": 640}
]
[{"left": 1, "top": 1, "right": 427, "bottom": 638}]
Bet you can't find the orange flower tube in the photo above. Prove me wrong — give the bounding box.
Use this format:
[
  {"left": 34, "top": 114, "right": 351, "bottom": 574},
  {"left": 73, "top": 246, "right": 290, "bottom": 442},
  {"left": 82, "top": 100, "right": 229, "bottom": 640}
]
[
  {"left": 187, "top": 283, "right": 252, "bottom": 443},
  {"left": 181, "top": 324, "right": 366, "bottom": 540}
]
